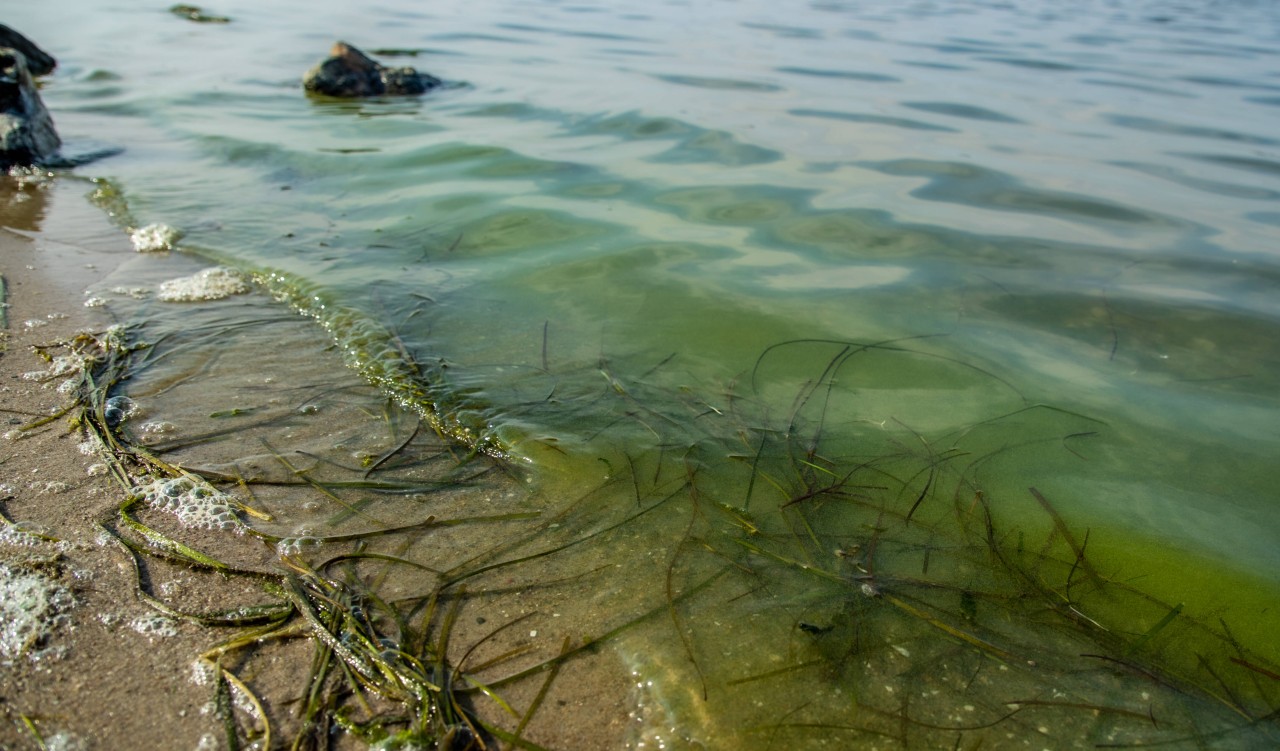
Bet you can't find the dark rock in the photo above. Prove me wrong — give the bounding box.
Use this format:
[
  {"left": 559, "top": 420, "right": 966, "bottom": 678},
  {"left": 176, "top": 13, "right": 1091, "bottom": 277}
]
[
  {"left": 0, "top": 25, "right": 55, "bottom": 77},
  {"left": 0, "top": 48, "right": 60, "bottom": 169},
  {"left": 303, "top": 42, "right": 441, "bottom": 98},
  {"left": 169, "top": 4, "right": 233, "bottom": 24}
]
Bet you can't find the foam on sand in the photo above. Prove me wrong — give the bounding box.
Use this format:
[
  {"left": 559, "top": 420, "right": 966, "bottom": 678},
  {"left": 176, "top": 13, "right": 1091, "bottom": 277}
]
[{"left": 0, "top": 562, "right": 75, "bottom": 663}]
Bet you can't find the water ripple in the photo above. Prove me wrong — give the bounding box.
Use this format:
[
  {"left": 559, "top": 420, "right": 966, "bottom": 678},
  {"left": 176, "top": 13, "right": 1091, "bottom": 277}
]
[
  {"left": 494, "top": 22, "right": 650, "bottom": 43},
  {"left": 789, "top": 108, "right": 957, "bottom": 132},
  {"left": 1178, "top": 153, "right": 1280, "bottom": 179},
  {"left": 1178, "top": 75, "right": 1280, "bottom": 92},
  {"left": 1081, "top": 78, "right": 1194, "bottom": 98},
  {"left": 901, "top": 101, "right": 1023, "bottom": 123},
  {"left": 979, "top": 56, "right": 1083, "bottom": 72},
  {"left": 1111, "top": 161, "right": 1280, "bottom": 201},
  {"left": 650, "top": 74, "right": 784, "bottom": 93},
  {"left": 741, "top": 22, "right": 823, "bottom": 40},
  {"left": 572, "top": 111, "right": 782, "bottom": 166},
  {"left": 1105, "top": 114, "right": 1278, "bottom": 147},
  {"left": 775, "top": 66, "right": 899, "bottom": 83},
  {"left": 864, "top": 159, "right": 1182, "bottom": 227}
]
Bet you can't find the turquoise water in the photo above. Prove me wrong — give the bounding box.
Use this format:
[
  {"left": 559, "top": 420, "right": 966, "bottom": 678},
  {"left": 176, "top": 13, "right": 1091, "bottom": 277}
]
[{"left": 9, "top": 0, "right": 1280, "bottom": 746}]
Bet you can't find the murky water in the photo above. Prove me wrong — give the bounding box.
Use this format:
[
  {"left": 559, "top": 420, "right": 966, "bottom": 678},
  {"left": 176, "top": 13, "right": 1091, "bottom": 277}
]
[{"left": 8, "top": 0, "right": 1280, "bottom": 746}]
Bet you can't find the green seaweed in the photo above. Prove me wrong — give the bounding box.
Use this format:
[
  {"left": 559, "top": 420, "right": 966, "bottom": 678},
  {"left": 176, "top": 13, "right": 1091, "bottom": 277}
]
[{"left": 28, "top": 313, "right": 1280, "bottom": 749}]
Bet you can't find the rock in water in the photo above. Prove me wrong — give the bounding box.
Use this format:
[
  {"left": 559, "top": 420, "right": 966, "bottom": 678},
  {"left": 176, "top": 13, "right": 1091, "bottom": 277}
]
[
  {"left": 0, "top": 25, "right": 56, "bottom": 77},
  {"left": 302, "top": 42, "right": 441, "bottom": 98},
  {"left": 0, "top": 48, "right": 61, "bottom": 169}
]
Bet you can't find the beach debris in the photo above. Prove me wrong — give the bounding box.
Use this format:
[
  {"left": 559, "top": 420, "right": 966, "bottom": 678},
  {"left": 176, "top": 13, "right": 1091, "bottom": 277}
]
[
  {"left": 157, "top": 266, "right": 249, "bottom": 302},
  {"left": 302, "top": 42, "right": 442, "bottom": 98},
  {"left": 0, "top": 30, "right": 61, "bottom": 170},
  {"left": 129, "top": 222, "right": 182, "bottom": 252}
]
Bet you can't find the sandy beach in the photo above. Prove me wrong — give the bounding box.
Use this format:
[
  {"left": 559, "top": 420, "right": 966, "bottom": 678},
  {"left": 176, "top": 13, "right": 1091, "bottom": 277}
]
[{"left": 0, "top": 177, "right": 225, "bottom": 749}]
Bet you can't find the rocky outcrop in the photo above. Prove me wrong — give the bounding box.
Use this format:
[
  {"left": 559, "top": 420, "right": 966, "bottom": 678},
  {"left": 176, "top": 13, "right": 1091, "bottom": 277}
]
[
  {"left": 302, "top": 42, "right": 441, "bottom": 98},
  {"left": 0, "top": 25, "right": 55, "bottom": 77},
  {"left": 1, "top": 47, "right": 61, "bottom": 170}
]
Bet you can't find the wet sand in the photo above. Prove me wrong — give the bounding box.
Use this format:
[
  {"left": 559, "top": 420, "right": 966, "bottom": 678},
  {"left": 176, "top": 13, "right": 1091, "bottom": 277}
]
[{"left": 0, "top": 177, "right": 223, "bottom": 749}]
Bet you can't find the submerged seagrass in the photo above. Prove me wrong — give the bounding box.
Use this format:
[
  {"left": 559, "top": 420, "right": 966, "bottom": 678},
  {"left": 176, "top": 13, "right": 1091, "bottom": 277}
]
[{"left": 27, "top": 295, "right": 1278, "bottom": 748}]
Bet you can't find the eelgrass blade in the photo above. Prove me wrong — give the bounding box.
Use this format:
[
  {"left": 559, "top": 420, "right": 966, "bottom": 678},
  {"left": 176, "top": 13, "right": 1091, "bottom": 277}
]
[
  {"left": 217, "top": 663, "right": 272, "bottom": 751},
  {"left": 1127, "top": 602, "right": 1184, "bottom": 656},
  {"left": 214, "top": 660, "right": 242, "bottom": 751},
  {"left": 114, "top": 507, "right": 232, "bottom": 571},
  {"left": 102, "top": 522, "right": 289, "bottom": 625},
  {"left": 18, "top": 712, "right": 47, "bottom": 751}
]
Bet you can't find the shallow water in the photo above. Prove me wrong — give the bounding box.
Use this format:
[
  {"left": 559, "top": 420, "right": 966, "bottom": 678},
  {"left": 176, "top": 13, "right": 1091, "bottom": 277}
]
[{"left": 8, "top": 0, "right": 1280, "bottom": 746}]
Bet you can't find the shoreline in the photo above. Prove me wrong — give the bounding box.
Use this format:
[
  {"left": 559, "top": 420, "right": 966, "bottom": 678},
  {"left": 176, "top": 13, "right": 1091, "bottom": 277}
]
[
  {"left": 0, "top": 176, "right": 222, "bottom": 749},
  {"left": 0, "top": 174, "right": 636, "bottom": 751}
]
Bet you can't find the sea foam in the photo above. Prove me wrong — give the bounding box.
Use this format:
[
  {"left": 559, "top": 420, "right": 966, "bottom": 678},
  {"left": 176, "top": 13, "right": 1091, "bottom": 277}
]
[
  {"left": 130, "top": 223, "right": 182, "bottom": 252},
  {"left": 157, "top": 267, "right": 250, "bottom": 302}
]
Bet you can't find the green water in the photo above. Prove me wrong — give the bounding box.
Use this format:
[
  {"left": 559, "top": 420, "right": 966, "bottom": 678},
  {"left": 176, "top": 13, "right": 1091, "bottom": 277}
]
[{"left": 8, "top": 0, "right": 1280, "bottom": 746}]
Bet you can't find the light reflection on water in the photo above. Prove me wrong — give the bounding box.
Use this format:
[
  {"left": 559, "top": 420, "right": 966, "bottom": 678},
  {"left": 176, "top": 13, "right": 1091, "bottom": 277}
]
[{"left": 9, "top": 0, "right": 1280, "bottom": 746}]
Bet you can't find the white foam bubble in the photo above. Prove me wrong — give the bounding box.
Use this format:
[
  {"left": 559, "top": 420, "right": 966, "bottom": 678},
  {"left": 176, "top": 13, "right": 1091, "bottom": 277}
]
[
  {"left": 23, "top": 354, "right": 89, "bottom": 383},
  {"left": 108, "top": 286, "right": 150, "bottom": 299},
  {"left": 103, "top": 394, "right": 138, "bottom": 427},
  {"left": 132, "top": 476, "right": 246, "bottom": 532},
  {"left": 275, "top": 533, "right": 320, "bottom": 557},
  {"left": 190, "top": 658, "right": 216, "bottom": 686},
  {"left": 130, "top": 223, "right": 182, "bottom": 252},
  {"left": 0, "top": 524, "right": 44, "bottom": 548},
  {"left": 130, "top": 614, "right": 178, "bottom": 639},
  {"left": 0, "top": 563, "right": 75, "bottom": 662},
  {"left": 43, "top": 731, "right": 87, "bottom": 751},
  {"left": 157, "top": 267, "right": 250, "bottom": 302}
]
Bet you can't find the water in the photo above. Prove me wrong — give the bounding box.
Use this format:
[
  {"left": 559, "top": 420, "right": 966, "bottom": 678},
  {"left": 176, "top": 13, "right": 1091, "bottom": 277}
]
[{"left": 8, "top": 0, "right": 1280, "bottom": 746}]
